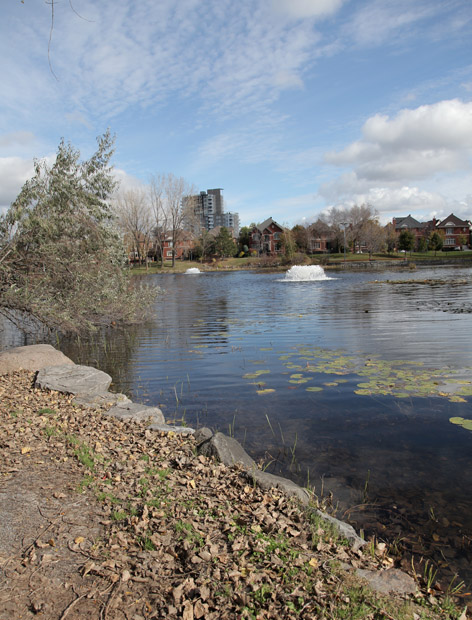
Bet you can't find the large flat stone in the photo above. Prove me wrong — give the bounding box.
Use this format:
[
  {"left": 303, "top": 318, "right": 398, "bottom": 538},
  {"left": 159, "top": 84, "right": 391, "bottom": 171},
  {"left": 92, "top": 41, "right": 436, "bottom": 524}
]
[
  {"left": 0, "top": 344, "right": 74, "bottom": 375},
  {"left": 104, "top": 401, "right": 165, "bottom": 425},
  {"left": 35, "top": 364, "right": 112, "bottom": 396},
  {"left": 356, "top": 568, "right": 417, "bottom": 595}
]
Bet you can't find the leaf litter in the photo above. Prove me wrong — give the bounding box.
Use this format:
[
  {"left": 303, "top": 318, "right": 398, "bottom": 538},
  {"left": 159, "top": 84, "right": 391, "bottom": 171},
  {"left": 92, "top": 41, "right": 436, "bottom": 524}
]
[{"left": 0, "top": 370, "right": 466, "bottom": 620}]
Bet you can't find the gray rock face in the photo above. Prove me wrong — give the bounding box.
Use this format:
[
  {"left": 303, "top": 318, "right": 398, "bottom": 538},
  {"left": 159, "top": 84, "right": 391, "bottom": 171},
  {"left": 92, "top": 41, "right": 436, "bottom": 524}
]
[
  {"left": 148, "top": 423, "right": 195, "bottom": 435},
  {"left": 73, "top": 392, "right": 131, "bottom": 408},
  {"left": 105, "top": 401, "right": 165, "bottom": 425},
  {"left": 198, "top": 432, "right": 257, "bottom": 470},
  {"left": 313, "top": 510, "right": 365, "bottom": 551},
  {"left": 35, "top": 364, "right": 112, "bottom": 396},
  {"left": 356, "top": 568, "right": 417, "bottom": 595},
  {"left": 0, "top": 344, "right": 74, "bottom": 375},
  {"left": 252, "top": 470, "right": 310, "bottom": 505},
  {"left": 196, "top": 430, "right": 366, "bottom": 551}
]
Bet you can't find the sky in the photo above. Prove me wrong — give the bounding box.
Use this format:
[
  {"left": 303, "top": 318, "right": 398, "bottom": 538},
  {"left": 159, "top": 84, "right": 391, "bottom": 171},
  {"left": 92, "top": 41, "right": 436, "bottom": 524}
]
[{"left": 1, "top": 0, "right": 471, "bottom": 227}]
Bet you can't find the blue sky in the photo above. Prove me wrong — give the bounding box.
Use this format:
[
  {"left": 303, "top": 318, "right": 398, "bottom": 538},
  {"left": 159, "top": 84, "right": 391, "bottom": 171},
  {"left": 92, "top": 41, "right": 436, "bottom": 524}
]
[{"left": 1, "top": 0, "right": 471, "bottom": 226}]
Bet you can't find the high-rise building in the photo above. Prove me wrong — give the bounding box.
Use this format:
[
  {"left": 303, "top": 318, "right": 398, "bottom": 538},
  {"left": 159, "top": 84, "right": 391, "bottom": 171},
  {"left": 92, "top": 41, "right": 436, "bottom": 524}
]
[{"left": 184, "top": 188, "right": 239, "bottom": 236}]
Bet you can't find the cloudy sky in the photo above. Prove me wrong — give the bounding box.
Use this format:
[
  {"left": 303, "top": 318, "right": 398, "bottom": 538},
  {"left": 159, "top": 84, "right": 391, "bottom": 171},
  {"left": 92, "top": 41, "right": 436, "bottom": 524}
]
[{"left": 1, "top": 0, "right": 471, "bottom": 226}]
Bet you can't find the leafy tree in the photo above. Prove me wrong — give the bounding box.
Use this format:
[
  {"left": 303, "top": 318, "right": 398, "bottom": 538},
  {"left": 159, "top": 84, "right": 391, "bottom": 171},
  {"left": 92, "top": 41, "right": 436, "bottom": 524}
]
[
  {"left": 429, "top": 231, "right": 443, "bottom": 256},
  {"left": 291, "top": 224, "right": 309, "bottom": 252},
  {"left": 194, "top": 230, "right": 215, "bottom": 262},
  {"left": 214, "top": 227, "right": 236, "bottom": 258},
  {"left": 0, "top": 131, "right": 155, "bottom": 334},
  {"left": 281, "top": 228, "right": 296, "bottom": 260},
  {"left": 238, "top": 226, "right": 251, "bottom": 252},
  {"left": 416, "top": 236, "right": 428, "bottom": 253},
  {"left": 398, "top": 229, "right": 415, "bottom": 254}
]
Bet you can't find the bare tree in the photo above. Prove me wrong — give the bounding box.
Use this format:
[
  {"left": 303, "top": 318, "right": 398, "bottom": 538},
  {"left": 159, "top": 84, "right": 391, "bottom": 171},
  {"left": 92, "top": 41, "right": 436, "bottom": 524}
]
[
  {"left": 149, "top": 173, "right": 196, "bottom": 267},
  {"left": 115, "top": 188, "right": 154, "bottom": 268},
  {"left": 358, "top": 219, "right": 386, "bottom": 258}
]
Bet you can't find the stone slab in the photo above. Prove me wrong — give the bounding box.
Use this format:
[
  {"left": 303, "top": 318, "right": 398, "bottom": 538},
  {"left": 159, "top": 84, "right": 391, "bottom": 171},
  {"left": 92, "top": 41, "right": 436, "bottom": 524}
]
[
  {"left": 35, "top": 364, "right": 112, "bottom": 396},
  {"left": 148, "top": 423, "right": 195, "bottom": 435},
  {"left": 198, "top": 432, "right": 257, "bottom": 470},
  {"left": 0, "top": 344, "right": 74, "bottom": 375},
  {"left": 356, "top": 568, "right": 417, "bottom": 595},
  {"left": 73, "top": 392, "right": 131, "bottom": 408},
  {"left": 104, "top": 401, "right": 165, "bottom": 425}
]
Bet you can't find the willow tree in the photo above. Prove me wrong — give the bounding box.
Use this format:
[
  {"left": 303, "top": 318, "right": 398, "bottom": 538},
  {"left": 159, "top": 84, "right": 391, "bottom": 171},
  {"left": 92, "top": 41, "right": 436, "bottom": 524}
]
[{"left": 0, "top": 131, "right": 155, "bottom": 334}]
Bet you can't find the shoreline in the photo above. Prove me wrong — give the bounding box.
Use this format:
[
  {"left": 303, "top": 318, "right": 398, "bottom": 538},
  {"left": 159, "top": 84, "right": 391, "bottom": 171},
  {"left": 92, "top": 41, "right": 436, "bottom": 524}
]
[{"left": 0, "top": 345, "right": 469, "bottom": 618}]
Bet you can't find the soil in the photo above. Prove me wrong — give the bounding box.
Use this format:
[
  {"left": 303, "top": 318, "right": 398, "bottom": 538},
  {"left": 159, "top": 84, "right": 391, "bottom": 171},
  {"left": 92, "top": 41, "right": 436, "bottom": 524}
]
[{"left": 0, "top": 371, "right": 467, "bottom": 619}]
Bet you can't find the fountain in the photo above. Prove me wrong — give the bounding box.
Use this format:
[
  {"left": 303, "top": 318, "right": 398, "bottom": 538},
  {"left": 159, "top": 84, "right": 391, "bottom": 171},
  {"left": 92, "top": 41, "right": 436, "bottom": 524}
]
[
  {"left": 185, "top": 267, "right": 201, "bottom": 274},
  {"left": 282, "top": 265, "right": 333, "bottom": 281}
]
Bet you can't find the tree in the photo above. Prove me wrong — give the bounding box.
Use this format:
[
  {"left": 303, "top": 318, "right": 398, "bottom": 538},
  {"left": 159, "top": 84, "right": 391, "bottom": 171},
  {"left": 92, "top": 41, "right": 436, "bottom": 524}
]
[
  {"left": 214, "top": 227, "right": 236, "bottom": 258},
  {"left": 281, "top": 228, "right": 296, "bottom": 260},
  {"left": 398, "top": 229, "right": 415, "bottom": 255},
  {"left": 194, "top": 230, "right": 215, "bottom": 262},
  {"left": 149, "top": 173, "right": 196, "bottom": 267},
  {"left": 416, "top": 236, "right": 428, "bottom": 253},
  {"left": 359, "top": 220, "right": 386, "bottom": 258},
  {"left": 238, "top": 226, "right": 251, "bottom": 252},
  {"left": 292, "top": 224, "right": 309, "bottom": 253},
  {"left": 0, "top": 131, "right": 155, "bottom": 335},
  {"left": 384, "top": 223, "right": 398, "bottom": 253},
  {"left": 115, "top": 188, "right": 154, "bottom": 267},
  {"left": 429, "top": 231, "right": 443, "bottom": 256}
]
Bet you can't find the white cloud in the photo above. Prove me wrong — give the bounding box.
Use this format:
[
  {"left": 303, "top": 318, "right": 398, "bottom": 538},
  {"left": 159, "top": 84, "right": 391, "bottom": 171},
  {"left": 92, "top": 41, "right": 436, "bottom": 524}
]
[
  {"left": 321, "top": 99, "right": 472, "bottom": 221},
  {"left": 0, "top": 157, "right": 35, "bottom": 213},
  {"left": 325, "top": 99, "right": 472, "bottom": 182}
]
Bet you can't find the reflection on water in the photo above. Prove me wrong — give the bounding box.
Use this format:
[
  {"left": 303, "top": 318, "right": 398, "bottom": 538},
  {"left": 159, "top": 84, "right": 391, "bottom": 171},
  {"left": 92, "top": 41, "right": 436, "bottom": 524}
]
[{"left": 2, "top": 265, "right": 472, "bottom": 587}]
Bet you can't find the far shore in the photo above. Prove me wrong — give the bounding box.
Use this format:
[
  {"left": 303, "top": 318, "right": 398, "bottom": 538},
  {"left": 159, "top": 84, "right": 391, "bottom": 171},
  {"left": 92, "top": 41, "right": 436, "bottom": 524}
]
[{"left": 128, "top": 251, "right": 472, "bottom": 275}]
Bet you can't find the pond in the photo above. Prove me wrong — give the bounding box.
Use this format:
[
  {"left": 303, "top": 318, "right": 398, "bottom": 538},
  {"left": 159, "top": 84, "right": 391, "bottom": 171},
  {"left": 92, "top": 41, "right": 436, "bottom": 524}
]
[{"left": 3, "top": 263, "right": 472, "bottom": 590}]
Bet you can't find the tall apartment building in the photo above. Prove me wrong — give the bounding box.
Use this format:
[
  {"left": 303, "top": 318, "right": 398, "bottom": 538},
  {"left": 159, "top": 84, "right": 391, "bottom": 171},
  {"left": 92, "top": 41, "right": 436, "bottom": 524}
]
[{"left": 184, "top": 188, "right": 239, "bottom": 236}]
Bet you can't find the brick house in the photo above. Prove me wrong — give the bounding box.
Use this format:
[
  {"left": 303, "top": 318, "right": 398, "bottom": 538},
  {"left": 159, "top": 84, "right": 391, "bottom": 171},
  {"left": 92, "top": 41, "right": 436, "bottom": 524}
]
[
  {"left": 392, "top": 215, "right": 435, "bottom": 244},
  {"left": 161, "top": 232, "right": 195, "bottom": 261},
  {"left": 249, "top": 217, "right": 284, "bottom": 255},
  {"left": 436, "top": 214, "right": 471, "bottom": 250}
]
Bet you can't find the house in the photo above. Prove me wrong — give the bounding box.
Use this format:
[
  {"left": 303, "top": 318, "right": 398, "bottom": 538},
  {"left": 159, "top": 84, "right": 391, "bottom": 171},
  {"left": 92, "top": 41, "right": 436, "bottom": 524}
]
[
  {"left": 161, "top": 231, "right": 195, "bottom": 261},
  {"left": 392, "top": 215, "right": 434, "bottom": 242},
  {"left": 436, "top": 214, "right": 471, "bottom": 250},
  {"left": 248, "top": 217, "right": 284, "bottom": 255}
]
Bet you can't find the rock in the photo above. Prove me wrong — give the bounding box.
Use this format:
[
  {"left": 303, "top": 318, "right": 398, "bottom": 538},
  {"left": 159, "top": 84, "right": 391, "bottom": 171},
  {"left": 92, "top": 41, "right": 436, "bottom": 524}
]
[
  {"left": 0, "top": 344, "right": 74, "bottom": 375},
  {"left": 193, "top": 427, "right": 213, "bottom": 446},
  {"left": 104, "top": 401, "right": 165, "bottom": 425},
  {"left": 35, "top": 364, "right": 112, "bottom": 396},
  {"left": 314, "top": 510, "right": 366, "bottom": 551},
  {"left": 356, "top": 567, "right": 416, "bottom": 595},
  {"left": 73, "top": 392, "right": 131, "bottom": 408},
  {"left": 196, "top": 431, "right": 366, "bottom": 552},
  {"left": 148, "top": 423, "right": 195, "bottom": 435},
  {"left": 198, "top": 432, "right": 257, "bottom": 470},
  {"left": 252, "top": 470, "right": 310, "bottom": 505}
]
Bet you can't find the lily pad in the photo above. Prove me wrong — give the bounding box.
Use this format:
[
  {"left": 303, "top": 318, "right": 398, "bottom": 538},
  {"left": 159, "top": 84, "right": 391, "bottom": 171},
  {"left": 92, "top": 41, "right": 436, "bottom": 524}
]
[
  {"left": 306, "top": 386, "right": 323, "bottom": 392},
  {"left": 256, "top": 389, "right": 275, "bottom": 395}
]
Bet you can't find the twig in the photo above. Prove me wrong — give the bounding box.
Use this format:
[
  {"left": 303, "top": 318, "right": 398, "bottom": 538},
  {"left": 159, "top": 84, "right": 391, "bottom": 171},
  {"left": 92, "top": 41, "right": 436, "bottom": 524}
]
[{"left": 59, "top": 591, "right": 89, "bottom": 620}]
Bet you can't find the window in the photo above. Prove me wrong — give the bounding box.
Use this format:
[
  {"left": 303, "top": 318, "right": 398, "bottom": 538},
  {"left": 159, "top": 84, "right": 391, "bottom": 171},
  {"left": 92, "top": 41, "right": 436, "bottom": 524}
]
[
  {"left": 166, "top": 250, "right": 173, "bottom": 256},
  {"left": 446, "top": 228, "right": 454, "bottom": 235},
  {"left": 274, "top": 232, "right": 280, "bottom": 240},
  {"left": 444, "top": 238, "right": 455, "bottom": 245},
  {"left": 264, "top": 235, "right": 269, "bottom": 242}
]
